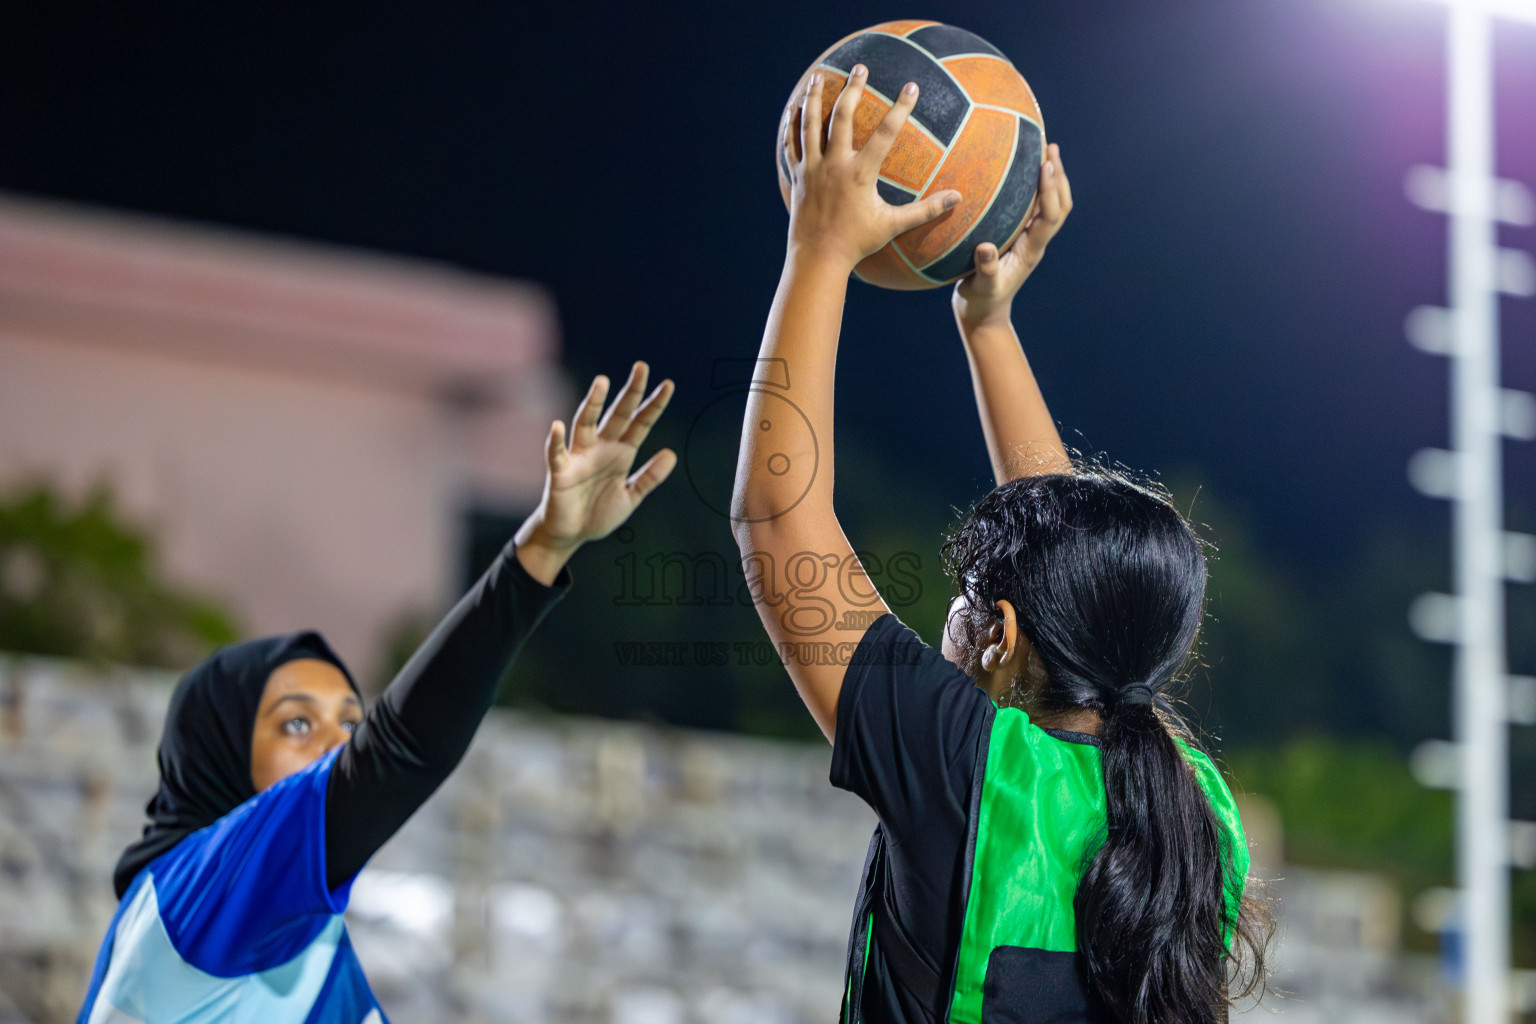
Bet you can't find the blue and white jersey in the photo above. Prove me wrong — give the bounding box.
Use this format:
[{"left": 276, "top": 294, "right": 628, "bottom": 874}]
[{"left": 78, "top": 749, "right": 385, "bottom": 1024}]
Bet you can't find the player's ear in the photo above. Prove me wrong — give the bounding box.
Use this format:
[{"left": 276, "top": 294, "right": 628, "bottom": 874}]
[{"left": 993, "top": 600, "right": 1021, "bottom": 668}]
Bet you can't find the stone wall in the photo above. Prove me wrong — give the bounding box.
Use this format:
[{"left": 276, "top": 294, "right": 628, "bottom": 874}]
[
  {"left": 0, "top": 655, "right": 1471, "bottom": 1023},
  {"left": 0, "top": 655, "right": 873, "bottom": 1024}
]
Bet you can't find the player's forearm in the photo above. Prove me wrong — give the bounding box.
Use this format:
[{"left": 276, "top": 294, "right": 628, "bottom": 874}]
[
  {"left": 733, "top": 248, "right": 867, "bottom": 740},
  {"left": 732, "top": 246, "right": 850, "bottom": 538},
  {"left": 957, "top": 314, "right": 1070, "bottom": 485},
  {"left": 325, "top": 546, "right": 569, "bottom": 886}
]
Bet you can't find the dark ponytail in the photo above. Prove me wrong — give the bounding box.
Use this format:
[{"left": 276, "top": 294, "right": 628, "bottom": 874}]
[{"left": 942, "top": 469, "right": 1269, "bottom": 1024}]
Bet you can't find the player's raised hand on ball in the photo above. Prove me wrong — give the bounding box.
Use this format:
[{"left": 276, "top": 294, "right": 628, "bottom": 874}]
[
  {"left": 782, "top": 65, "right": 962, "bottom": 269},
  {"left": 953, "top": 143, "right": 1073, "bottom": 332},
  {"left": 514, "top": 363, "right": 675, "bottom": 583}
]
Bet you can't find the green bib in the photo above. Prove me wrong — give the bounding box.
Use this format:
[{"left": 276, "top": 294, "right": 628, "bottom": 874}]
[
  {"left": 946, "top": 708, "right": 1249, "bottom": 1024},
  {"left": 839, "top": 706, "right": 1248, "bottom": 1024}
]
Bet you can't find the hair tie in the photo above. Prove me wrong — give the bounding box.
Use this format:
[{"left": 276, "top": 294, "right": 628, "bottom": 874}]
[{"left": 1117, "top": 682, "right": 1156, "bottom": 708}]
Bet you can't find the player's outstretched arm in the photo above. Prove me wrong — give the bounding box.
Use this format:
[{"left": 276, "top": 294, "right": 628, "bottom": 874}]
[
  {"left": 951, "top": 142, "right": 1074, "bottom": 486},
  {"left": 733, "top": 66, "right": 959, "bottom": 742},
  {"left": 326, "top": 365, "right": 674, "bottom": 888}
]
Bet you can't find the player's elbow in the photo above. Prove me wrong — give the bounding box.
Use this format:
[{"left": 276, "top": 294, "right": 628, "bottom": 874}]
[
  {"left": 729, "top": 475, "right": 768, "bottom": 551},
  {"left": 729, "top": 486, "right": 796, "bottom": 554},
  {"left": 729, "top": 498, "right": 767, "bottom": 554}
]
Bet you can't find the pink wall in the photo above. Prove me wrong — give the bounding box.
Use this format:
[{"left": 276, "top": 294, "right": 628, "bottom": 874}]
[{"left": 0, "top": 194, "right": 566, "bottom": 677}]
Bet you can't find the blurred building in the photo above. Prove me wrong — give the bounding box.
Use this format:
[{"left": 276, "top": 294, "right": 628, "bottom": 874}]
[{"left": 0, "top": 193, "right": 565, "bottom": 674}]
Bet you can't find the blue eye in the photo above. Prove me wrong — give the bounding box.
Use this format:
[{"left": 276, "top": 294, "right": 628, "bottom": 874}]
[
  {"left": 341, "top": 721, "right": 357, "bottom": 734},
  {"left": 283, "top": 718, "right": 312, "bottom": 736}
]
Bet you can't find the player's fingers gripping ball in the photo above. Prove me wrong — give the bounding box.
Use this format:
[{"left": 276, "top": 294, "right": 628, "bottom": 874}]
[{"left": 777, "top": 22, "right": 1046, "bottom": 290}]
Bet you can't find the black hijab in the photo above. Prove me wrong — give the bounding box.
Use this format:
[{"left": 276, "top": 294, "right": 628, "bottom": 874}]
[{"left": 113, "top": 631, "right": 357, "bottom": 898}]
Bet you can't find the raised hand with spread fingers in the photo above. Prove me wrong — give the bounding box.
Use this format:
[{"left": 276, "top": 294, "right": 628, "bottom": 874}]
[
  {"left": 780, "top": 64, "right": 962, "bottom": 267},
  {"left": 515, "top": 362, "right": 676, "bottom": 585}
]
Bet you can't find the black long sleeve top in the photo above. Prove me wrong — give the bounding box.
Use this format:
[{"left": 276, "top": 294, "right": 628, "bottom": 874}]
[{"left": 323, "top": 543, "right": 569, "bottom": 889}]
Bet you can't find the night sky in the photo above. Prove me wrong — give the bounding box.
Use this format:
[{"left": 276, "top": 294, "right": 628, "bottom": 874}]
[{"left": 4, "top": 1, "right": 1536, "bottom": 739}]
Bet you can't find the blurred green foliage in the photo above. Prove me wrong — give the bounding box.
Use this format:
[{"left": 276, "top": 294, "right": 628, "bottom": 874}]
[
  {"left": 1226, "top": 738, "right": 1453, "bottom": 951},
  {"left": 1228, "top": 736, "right": 1535, "bottom": 964},
  {"left": 1172, "top": 480, "right": 1457, "bottom": 747},
  {"left": 1229, "top": 737, "right": 1453, "bottom": 885},
  {"left": 0, "top": 484, "right": 239, "bottom": 668}
]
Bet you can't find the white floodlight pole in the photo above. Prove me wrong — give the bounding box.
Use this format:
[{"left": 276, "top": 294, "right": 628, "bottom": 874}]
[
  {"left": 1446, "top": 7, "right": 1508, "bottom": 1020},
  {"left": 1403, "top": 1, "right": 1536, "bottom": 1020},
  {"left": 1406, "top": 0, "right": 1536, "bottom": 1019}
]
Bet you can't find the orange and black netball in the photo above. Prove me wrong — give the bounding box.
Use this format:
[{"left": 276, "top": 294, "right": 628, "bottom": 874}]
[{"left": 778, "top": 21, "right": 1046, "bottom": 290}]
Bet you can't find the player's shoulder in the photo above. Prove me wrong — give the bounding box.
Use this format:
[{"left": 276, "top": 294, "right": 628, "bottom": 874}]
[
  {"left": 148, "top": 748, "right": 342, "bottom": 921},
  {"left": 834, "top": 613, "right": 992, "bottom": 787},
  {"left": 848, "top": 612, "right": 966, "bottom": 677},
  {"left": 178, "top": 746, "right": 339, "bottom": 861}
]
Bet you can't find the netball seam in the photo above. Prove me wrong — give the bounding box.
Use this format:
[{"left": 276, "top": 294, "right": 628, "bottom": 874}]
[
  {"left": 914, "top": 102, "right": 974, "bottom": 203},
  {"left": 969, "top": 103, "right": 1044, "bottom": 135},
  {"left": 914, "top": 115, "right": 1022, "bottom": 282},
  {"left": 808, "top": 71, "right": 950, "bottom": 155},
  {"left": 889, "top": 100, "right": 975, "bottom": 278}
]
